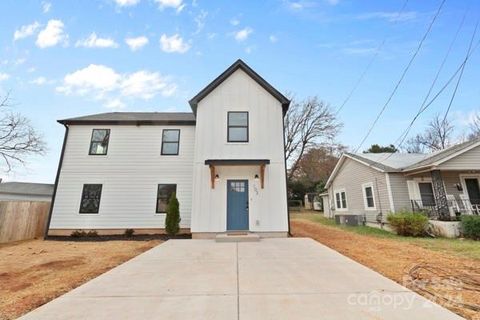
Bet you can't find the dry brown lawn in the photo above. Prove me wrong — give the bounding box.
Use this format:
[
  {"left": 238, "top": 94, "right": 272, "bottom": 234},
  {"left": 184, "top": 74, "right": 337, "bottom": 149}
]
[
  {"left": 0, "top": 238, "right": 162, "bottom": 320},
  {"left": 291, "top": 213, "right": 480, "bottom": 320}
]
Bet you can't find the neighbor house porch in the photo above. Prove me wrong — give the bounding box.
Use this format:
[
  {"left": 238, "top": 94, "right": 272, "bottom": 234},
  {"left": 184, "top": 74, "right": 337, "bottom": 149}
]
[{"left": 407, "top": 170, "right": 480, "bottom": 220}]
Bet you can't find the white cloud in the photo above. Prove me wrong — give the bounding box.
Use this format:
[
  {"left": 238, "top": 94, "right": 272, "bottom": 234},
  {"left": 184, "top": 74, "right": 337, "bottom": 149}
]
[
  {"left": 234, "top": 27, "right": 253, "bottom": 42},
  {"left": 75, "top": 33, "right": 119, "bottom": 48},
  {"left": 194, "top": 10, "right": 208, "bottom": 34},
  {"left": 30, "top": 76, "right": 47, "bottom": 85},
  {"left": 56, "top": 64, "right": 177, "bottom": 108},
  {"left": 245, "top": 46, "right": 254, "bottom": 54},
  {"left": 0, "top": 73, "right": 10, "bottom": 81},
  {"left": 125, "top": 36, "right": 149, "bottom": 51},
  {"left": 42, "top": 1, "right": 52, "bottom": 13},
  {"left": 154, "top": 0, "right": 185, "bottom": 12},
  {"left": 14, "top": 22, "right": 40, "bottom": 41},
  {"left": 356, "top": 11, "right": 418, "bottom": 22},
  {"left": 14, "top": 58, "right": 26, "bottom": 65},
  {"left": 230, "top": 18, "right": 240, "bottom": 26},
  {"left": 115, "top": 0, "right": 140, "bottom": 6},
  {"left": 325, "top": 0, "right": 339, "bottom": 5},
  {"left": 160, "top": 34, "right": 190, "bottom": 53},
  {"left": 36, "top": 19, "right": 67, "bottom": 48},
  {"left": 269, "top": 35, "right": 278, "bottom": 43}
]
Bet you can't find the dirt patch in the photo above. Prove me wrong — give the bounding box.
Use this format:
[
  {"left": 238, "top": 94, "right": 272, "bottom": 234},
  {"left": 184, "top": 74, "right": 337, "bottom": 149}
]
[
  {"left": 291, "top": 219, "right": 480, "bottom": 320},
  {"left": 0, "top": 238, "right": 162, "bottom": 320}
]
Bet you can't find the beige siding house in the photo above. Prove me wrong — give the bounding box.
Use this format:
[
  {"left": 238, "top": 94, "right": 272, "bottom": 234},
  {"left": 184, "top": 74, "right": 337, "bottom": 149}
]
[{"left": 325, "top": 138, "right": 480, "bottom": 225}]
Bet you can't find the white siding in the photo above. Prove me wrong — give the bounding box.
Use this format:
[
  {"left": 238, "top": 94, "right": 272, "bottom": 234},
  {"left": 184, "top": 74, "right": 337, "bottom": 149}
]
[
  {"left": 327, "top": 158, "right": 391, "bottom": 223},
  {"left": 50, "top": 125, "right": 195, "bottom": 230},
  {"left": 191, "top": 68, "right": 288, "bottom": 233}
]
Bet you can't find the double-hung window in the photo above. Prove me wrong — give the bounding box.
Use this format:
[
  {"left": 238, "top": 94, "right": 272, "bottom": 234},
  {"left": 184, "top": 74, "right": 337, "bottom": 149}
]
[
  {"left": 161, "top": 129, "right": 180, "bottom": 155},
  {"left": 227, "top": 112, "right": 248, "bottom": 142},
  {"left": 156, "top": 184, "right": 177, "bottom": 213},
  {"left": 89, "top": 129, "right": 110, "bottom": 155},
  {"left": 335, "top": 190, "right": 347, "bottom": 210},
  {"left": 362, "top": 183, "right": 376, "bottom": 210},
  {"left": 79, "top": 184, "right": 102, "bottom": 214},
  {"left": 419, "top": 182, "right": 435, "bottom": 206}
]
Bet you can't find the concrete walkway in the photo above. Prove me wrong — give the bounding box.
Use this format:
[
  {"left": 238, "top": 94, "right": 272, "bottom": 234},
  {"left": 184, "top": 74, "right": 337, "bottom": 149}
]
[{"left": 21, "top": 238, "right": 463, "bottom": 319}]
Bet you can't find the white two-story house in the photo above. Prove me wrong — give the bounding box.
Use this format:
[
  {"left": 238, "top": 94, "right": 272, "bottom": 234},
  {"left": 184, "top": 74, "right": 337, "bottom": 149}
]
[{"left": 46, "top": 60, "right": 290, "bottom": 238}]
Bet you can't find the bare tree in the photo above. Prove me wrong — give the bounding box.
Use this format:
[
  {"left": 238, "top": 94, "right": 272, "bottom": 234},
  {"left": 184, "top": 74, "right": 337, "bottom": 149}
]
[
  {"left": 468, "top": 112, "right": 480, "bottom": 140},
  {"left": 0, "top": 93, "right": 46, "bottom": 172},
  {"left": 284, "top": 96, "right": 342, "bottom": 181},
  {"left": 404, "top": 114, "right": 454, "bottom": 153}
]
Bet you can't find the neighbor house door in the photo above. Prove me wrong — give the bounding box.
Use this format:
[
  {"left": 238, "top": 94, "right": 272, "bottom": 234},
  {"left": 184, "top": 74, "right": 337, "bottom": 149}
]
[
  {"left": 227, "top": 180, "right": 249, "bottom": 230},
  {"left": 465, "top": 178, "right": 480, "bottom": 205}
]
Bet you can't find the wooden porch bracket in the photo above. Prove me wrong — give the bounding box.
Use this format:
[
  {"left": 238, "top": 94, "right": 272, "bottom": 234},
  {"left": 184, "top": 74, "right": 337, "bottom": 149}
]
[
  {"left": 260, "top": 164, "right": 266, "bottom": 189},
  {"left": 209, "top": 165, "right": 216, "bottom": 189}
]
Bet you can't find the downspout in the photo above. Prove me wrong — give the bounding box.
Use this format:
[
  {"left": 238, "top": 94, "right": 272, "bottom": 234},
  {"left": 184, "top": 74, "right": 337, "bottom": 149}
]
[
  {"left": 44, "top": 123, "right": 69, "bottom": 239},
  {"left": 282, "top": 110, "right": 291, "bottom": 236}
]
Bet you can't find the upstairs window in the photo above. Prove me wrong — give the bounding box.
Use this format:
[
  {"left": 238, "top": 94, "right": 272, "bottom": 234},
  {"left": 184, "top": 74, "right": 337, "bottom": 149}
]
[
  {"left": 335, "top": 190, "right": 347, "bottom": 210},
  {"left": 227, "top": 112, "right": 248, "bottom": 142},
  {"left": 156, "top": 184, "right": 177, "bottom": 213},
  {"left": 79, "top": 184, "right": 102, "bottom": 214},
  {"left": 89, "top": 129, "right": 110, "bottom": 155},
  {"left": 161, "top": 129, "right": 180, "bottom": 155}
]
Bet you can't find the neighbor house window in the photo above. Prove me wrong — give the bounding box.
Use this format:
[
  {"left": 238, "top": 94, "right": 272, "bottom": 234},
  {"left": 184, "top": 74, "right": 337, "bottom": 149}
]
[
  {"left": 227, "top": 112, "right": 248, "bottom": 142},
  {"left": 419, "top": 182, "right": 435, "bottom": 206},
  {"left": 156, "top": 184, "right": 177, "bottom": 213},
  {"left": 79, "top": 184, "right": 102, "bottom": 214},
  {"left": 335, "top": 190, "right": 347, "bottom": 210},
  {"left": 89, "top": 129, "right": 110, "bottom": 155},
  {"left": 161, "top": 129, "right": 180, "bottom": 155},
  {"left": 362, "top": 183, "right": 376, "bottom": 210}
]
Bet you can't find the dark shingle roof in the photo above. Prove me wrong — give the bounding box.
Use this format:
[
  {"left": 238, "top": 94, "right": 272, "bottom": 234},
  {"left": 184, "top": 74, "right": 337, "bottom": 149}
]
[
  {"left": 58, "top": 112, "right": 196, "bottom": 125},
  {"left": 189, "top": 59, "right": 290, "bottom": 115},
  {"left": 0, "top": 182, "right": 54, "bottom": 196}
]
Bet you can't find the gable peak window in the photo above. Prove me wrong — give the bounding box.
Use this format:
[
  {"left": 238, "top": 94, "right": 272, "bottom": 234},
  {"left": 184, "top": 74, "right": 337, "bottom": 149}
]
[
  {"left": 161, "top": 129, "right": 180, "bottom": 155},
  {"left": 228, "top": 111, "right": 248, "bottom": 143},
  {"left": 79, "top": 184, "right": 102, "bottom": 214},
  {"left": 89, "top": 129, "right": 110, "bottom": 155}
]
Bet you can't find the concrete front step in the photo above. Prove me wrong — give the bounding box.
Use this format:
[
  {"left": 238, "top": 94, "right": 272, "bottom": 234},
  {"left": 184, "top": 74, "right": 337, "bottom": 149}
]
[{"left": 215, "top": 233, "right": 260, "bottom": 242}]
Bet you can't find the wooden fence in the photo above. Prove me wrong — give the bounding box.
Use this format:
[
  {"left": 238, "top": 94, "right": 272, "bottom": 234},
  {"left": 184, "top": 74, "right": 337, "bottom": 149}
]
[{"left": 0, "top": 201, "right": 50, "bottom": 243}]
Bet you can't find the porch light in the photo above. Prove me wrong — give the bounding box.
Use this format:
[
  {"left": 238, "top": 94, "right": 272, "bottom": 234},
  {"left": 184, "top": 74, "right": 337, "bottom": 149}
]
[
  {"left": 455, "top": 183, "right": 463, "bottom": 191},
  {"left": 215, "top": 174, "right": 220, "bottom": 181},
  {"left": 254, "top": 174, "right": 259, "bottom": 180}
]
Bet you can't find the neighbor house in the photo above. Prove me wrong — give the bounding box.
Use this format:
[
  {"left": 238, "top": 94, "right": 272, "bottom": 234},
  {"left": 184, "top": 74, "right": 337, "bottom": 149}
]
[
  {"left": 46, "top": 59, "right": 290, "bottom": 238},
  {"left": 324, "top": 138, "right": 480, "bottom": 225},
  {"left": 0, "top": 182, "right": 54, "bottom": 202}
]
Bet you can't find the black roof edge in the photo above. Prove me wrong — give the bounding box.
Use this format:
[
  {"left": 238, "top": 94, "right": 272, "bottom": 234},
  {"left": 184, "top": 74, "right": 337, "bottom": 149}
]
[
  {"left": 204, "top": 159, "right": 271, "bottom": 166},
  {"left": 189, "top": 59, "right": 290, "bottom": 115},
  {"left": 58, "top": 119, "right": 196, "bottom": 126}
]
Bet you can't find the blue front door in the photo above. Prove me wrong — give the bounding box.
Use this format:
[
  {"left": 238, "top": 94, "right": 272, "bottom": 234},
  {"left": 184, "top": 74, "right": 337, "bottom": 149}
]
[{"left": 227, "top": 180, "right": 249, "bottom": 230}]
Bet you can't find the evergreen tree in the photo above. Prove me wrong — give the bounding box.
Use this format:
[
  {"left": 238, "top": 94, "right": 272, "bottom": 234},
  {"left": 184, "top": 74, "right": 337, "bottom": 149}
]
[{"left": 165, "top": 192, "right": 181, "bottom": 236}]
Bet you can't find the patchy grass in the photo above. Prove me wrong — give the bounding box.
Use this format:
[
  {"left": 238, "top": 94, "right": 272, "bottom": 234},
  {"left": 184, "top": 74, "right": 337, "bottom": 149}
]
[
  {"left": 0, "top": 238, "right": 162, "bottom": 320},
  {"left": 292, "top": 212, "right": 480, "bottom": 260}
]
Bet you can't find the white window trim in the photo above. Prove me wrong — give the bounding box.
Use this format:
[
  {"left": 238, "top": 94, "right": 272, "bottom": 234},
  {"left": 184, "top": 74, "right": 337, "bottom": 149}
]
[
  {"left": 459, "top": 174, "right": 480, "bottom": 202},
  {"left": 334, "top": 188, "right": 348, "bottom": 211},
  {"left": 361, "top": 182, "right": 376, "bottom": 211}
]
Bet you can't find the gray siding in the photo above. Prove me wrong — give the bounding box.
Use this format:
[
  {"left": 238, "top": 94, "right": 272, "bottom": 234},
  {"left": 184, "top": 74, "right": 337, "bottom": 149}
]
[
  {"left": 388, "top": 173, "right": 411, "bottom": 211},
  {"left": 328, "top": 157, "right": 391, "bottom": 223},
  {"left": 439, "top": 145, "right": 480, "bottom": 170}
]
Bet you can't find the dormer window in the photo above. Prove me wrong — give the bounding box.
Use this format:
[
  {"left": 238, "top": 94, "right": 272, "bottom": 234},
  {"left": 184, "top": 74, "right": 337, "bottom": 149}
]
[{"left": 227, "top": 112, "right": 248, "bottom": 143}]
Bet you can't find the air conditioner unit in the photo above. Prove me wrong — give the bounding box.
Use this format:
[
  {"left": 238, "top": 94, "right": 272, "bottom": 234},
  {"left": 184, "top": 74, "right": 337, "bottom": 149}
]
[{"left": 335, "top": 214, "right": 364, "bottom": 226}]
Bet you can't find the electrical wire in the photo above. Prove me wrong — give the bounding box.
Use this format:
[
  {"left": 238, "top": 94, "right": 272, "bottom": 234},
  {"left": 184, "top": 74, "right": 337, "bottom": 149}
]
[{"left": 354, "top": 0, "right": 447, "bottom": 153}]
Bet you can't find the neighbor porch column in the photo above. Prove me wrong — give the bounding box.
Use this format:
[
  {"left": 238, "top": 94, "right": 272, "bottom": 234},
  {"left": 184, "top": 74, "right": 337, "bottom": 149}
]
[{"left": 430, "top": 170, "right": 449, "bottom": 220}]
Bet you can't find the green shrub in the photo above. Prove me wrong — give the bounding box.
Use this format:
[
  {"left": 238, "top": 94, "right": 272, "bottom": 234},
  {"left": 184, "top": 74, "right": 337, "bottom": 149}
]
[
  {"left": 124, "top": 228, "right": 135, "bottom": 237},
  {"left": 86, "top": 230, "right": 98, "bottom": 237},
  {"left": 461, "top": 215, "right": 480, "bottom": 240},
  {"left": 387, "top": 212, "right": 428, "bottom": 237},
  {"left": 70, "top": 230, "right": 86, "bottom": 238},
  {"left": 165, "top": 192, "right": 181, "bottom": 236}
]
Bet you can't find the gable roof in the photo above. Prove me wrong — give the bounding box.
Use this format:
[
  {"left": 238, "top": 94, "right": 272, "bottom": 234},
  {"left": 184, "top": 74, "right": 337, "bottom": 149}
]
[
  {"left": 58, "top": 112, "right": 196, "bottom": 125},
  {"left": 0, "top": 182, "right": 54, "bottom": 196},
  {"left": 325, "top": 137, "right": 480, "bottom": 188},
  {"left": 188, "top": 59, "right": 290, "bottom": 115}
]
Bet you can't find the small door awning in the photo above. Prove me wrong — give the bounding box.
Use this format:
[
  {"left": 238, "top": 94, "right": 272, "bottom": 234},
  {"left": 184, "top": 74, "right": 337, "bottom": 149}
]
[{"left": 204, "top": 159, "right": 270, "bottom": 189}]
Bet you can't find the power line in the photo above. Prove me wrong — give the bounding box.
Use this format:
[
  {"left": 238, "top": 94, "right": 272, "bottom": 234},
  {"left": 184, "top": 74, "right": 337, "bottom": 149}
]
[
  {"left": 442, "top": 19, "right": 479, "bottom": 124},
  {"left": 380, "top": 4, "right": 470, "bottom": 159},
  {"left": 354, "top": 0, "right": 447, "bottom": 153},
  {"left": 335, "top": 0, "right": 411, "bottom": 115}
]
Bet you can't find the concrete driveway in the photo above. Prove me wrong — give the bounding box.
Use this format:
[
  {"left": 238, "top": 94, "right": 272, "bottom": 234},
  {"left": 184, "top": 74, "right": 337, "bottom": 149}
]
[{"left": 21, "top": 238, "right": 462, "bottom": 320}]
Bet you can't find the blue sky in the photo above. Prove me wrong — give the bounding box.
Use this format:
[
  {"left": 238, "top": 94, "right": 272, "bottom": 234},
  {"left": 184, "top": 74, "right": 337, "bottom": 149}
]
[{"left": 0, "top": 0, "right": 479, "bottom": 183}]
